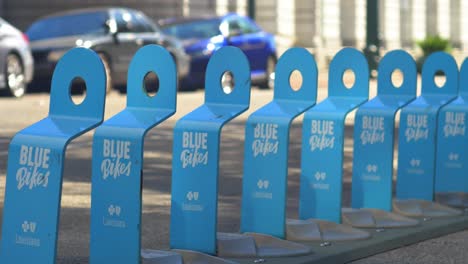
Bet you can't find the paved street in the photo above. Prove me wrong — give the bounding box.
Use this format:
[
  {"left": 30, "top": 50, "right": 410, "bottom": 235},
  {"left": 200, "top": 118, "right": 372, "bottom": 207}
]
[{"left": 0, "top": 77, "right": 466, "bottom": 263}]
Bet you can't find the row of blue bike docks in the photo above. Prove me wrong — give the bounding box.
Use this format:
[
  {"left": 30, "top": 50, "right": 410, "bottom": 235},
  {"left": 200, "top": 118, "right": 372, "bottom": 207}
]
[{"left": 1, "top": 43, "right": 467, "bottom": 263}]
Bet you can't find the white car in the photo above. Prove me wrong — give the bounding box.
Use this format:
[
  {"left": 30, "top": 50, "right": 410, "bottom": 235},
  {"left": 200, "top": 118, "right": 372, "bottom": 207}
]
[{"left": 0, "top": 17, "right": 34, "bottom": 97}]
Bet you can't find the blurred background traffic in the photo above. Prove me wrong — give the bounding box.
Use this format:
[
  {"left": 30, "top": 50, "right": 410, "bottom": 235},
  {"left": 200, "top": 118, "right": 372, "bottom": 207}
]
[{"left": 0, "top": 0, "right": 465, "bottom": 97}]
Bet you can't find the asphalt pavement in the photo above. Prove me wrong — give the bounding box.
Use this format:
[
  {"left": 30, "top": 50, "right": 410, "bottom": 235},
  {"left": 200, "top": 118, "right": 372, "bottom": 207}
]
[{"left": 0, "top": 75, "right": 466, "bottom": 263}]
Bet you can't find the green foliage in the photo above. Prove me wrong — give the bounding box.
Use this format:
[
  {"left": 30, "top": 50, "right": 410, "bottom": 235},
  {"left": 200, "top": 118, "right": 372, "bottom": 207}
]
[
  {"left": 417, "top": 35, "right": 452, "bottom": 56},
  {"left": 416, "top": 35, "right": 452, "bottom": 72}
]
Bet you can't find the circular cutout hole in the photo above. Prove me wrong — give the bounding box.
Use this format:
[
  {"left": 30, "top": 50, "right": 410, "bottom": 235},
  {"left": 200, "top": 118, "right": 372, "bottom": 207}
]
[
  {"left": 391, "top": 69, "right": 404, "bottom": 88},
  {"left": 70, "top": 77, "right": 86, "bottom": 105},
  {"left": 221, "top": 71, "right": 235, "bottom": 94},
  {"left": 342, "top": 69, "right": 356, "bottom": 89},
  {"left": 289, "top": 70, "right": 303, "bottom": 91},
  {"left": 144, "top": 71, "right": 159, "bottom": 97},
  {"left": 434, "top": 70, "right": 446, "bottom": 88}
]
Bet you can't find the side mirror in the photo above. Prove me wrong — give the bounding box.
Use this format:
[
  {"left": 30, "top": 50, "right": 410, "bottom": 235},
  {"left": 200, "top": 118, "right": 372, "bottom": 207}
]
[{"left": 104, "top": 20, "right": 119, "bottom": 43}]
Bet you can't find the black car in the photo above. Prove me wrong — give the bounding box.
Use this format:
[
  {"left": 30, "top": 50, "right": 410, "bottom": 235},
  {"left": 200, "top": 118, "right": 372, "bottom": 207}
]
[{"left": 26, "top": 7, "right": 189, "bottom": 92}]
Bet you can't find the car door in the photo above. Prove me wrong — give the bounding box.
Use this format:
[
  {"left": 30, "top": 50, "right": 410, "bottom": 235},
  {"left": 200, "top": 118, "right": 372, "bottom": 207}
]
[
  {"left": 225, "top": 17, "right": 269, "bottom": 72},
  {"left": 107, "top": 9, "right": 145, "bottom": 83}
]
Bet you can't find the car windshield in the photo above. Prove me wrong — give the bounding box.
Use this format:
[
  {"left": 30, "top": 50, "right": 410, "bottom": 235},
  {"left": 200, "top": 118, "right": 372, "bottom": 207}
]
[
  {"left": 26, "top": 11, "right": 109, "bottom": 41},
  {"left": 161, "top": 18, "right": 221, "bottom": 40}
]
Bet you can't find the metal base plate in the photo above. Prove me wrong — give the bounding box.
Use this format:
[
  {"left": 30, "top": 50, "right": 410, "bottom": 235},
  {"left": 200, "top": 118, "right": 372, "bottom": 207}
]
[
  {"left": 435, "top": 192, "right": 468, "bottom": 208},
  {"left": 286, "top": 218, "right": 371, "bottom": 241},
  {"left": 217, "top": 232, "right": 312, "bottom": 258},
  {"left": 217, "top": 232, "right": 257, "bottom": 257},
  {"left": 141, "top": 248, "right": 238, "bottom": 264},
  {"left": 341, "top": 208, "right": 420, "bottom": 228},
  {"left": 393, "top": 199, "right": 462, "bottom": 218},
  {"left": 228, "top": 215, "right": 468, "bottom": 264},
  {"left": 141, "top": 249, "right": 183, "bottom": 264},
  {"left": 174, "top": 249, "right": 239, "bottom": 264}
]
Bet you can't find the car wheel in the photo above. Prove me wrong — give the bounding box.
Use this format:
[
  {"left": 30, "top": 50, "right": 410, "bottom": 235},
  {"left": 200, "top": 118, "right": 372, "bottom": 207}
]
[
  {"left": 178, "top": 79, "right": 198, "bottom": 92},
  {"left": 259, "top": 55, "right": 276, "bottom": 90},
  {"left": 2, "top": 53, "right": 26, "bottom": 97},
  {"left": 98, "top": 53, "right": 112, "bottom": 93}
]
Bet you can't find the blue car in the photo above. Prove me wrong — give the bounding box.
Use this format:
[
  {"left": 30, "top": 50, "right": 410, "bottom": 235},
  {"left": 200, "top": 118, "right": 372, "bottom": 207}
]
[{"left": 159, "top": 13, "right": 276, "bottom": 91}]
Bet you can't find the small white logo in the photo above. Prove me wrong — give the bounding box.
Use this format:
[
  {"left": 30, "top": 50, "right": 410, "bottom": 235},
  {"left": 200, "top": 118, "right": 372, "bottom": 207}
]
[
  {"left": 448, "top": 153, "right": 460, "bottom": 161},
  {"left": 108, "top": 205, "right": 121, "bottom": 216},
  {"left": 366, "top": 164, "right": 378, "bottom": 173},
  {"left": 186, "top": 191, "right": 199, "bottom": 201},
  {"left": 314, "top": 172, "right": 326, "bottom": 181},
  {"left": 21, "top": 221, "right": 37, "bottom": 233},
  {"left": 257, "top": 180, "right": 270, "bottom": 189},
  {"left": 253, "top": 180, "right": 273, "bottom": 199},
  {"left": 410, "top": 159, "right": 421, "bottom": 167}
]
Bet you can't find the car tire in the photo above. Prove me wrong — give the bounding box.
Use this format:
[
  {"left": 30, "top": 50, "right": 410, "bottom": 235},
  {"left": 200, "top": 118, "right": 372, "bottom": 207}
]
[
  {"left": 178, "top": 79, "right": 198, "bottom": 92},
  {"left": 1, "top": 53, "right": 26, "bottom": 98},
  {"left": 98, "top": 53, "right": 113, "bottom": 93},
  {"left": 259, "top": 55, "right": 276, "bottom": 90}
]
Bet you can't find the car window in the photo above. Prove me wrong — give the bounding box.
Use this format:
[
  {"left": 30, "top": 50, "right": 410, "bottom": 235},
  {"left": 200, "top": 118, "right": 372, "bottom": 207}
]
[
  {"left": 237, "top": 17, "right": 260, "bottom": 34},
  {"left": 161, "top": 18, "right": 222, "bottom": 40},
  {"left": 228, "top": 20, "right": 242, "bottom": 35},
  {"left": 114, "top": 10, "right": 149, "bottom": 33},
  {"left": 227, "top": 17, "right": 260, "bottom": 35},
  {"left": 26, "top": 11, "right": 109, "bottom": 41},
  {"left": 134, "top": 12, "right": 157, "bottom": 33}
]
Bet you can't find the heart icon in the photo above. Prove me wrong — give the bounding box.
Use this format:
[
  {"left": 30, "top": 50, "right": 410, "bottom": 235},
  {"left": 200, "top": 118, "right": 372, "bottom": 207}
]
[
  {"left": 108, "top": 205, "right": 115, "bottom": 216},
  {"left": 29, "top": 222, "right": 37, "bottom": 233}
]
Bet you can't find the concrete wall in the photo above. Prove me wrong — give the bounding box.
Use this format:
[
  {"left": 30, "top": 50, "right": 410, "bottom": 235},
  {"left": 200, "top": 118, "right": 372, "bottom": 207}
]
[
  {"left": 275, "top": 0, "right": 324, "bottom": 65},
  {"left": 183, "top": 0, "right": 216, "bottom": 17},
  {"left": 426, "top": 0, "right": 450, "bottom": 39},
  {"left": 217, "top": 0, "right": 247, "bottom": 17},
  {"left": 1, "top": 0, "right": 467, "bottom": 67},
  {"left": 341, "top": 0, "right": 366, "bottom": 48},
  {"left": 400, "top": 0, "right": 426, "bottom": 48},
  {"left": 379, "top": 0, "right": 400, "bottom": 50},
  {"left": 255, "top": 0, "right": 277, "bottom": 34},
  {"left": 322, "top": 0, "right": 341, "bottom": 53},
  {"left": 450, "top": 0, "right": 468, "bottom": 52}
]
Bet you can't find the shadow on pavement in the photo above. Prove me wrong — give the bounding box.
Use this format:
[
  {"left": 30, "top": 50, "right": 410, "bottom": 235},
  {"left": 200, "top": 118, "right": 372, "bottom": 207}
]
[{"left": 0, "top": 120, "right": 361, "bottom": 263}]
